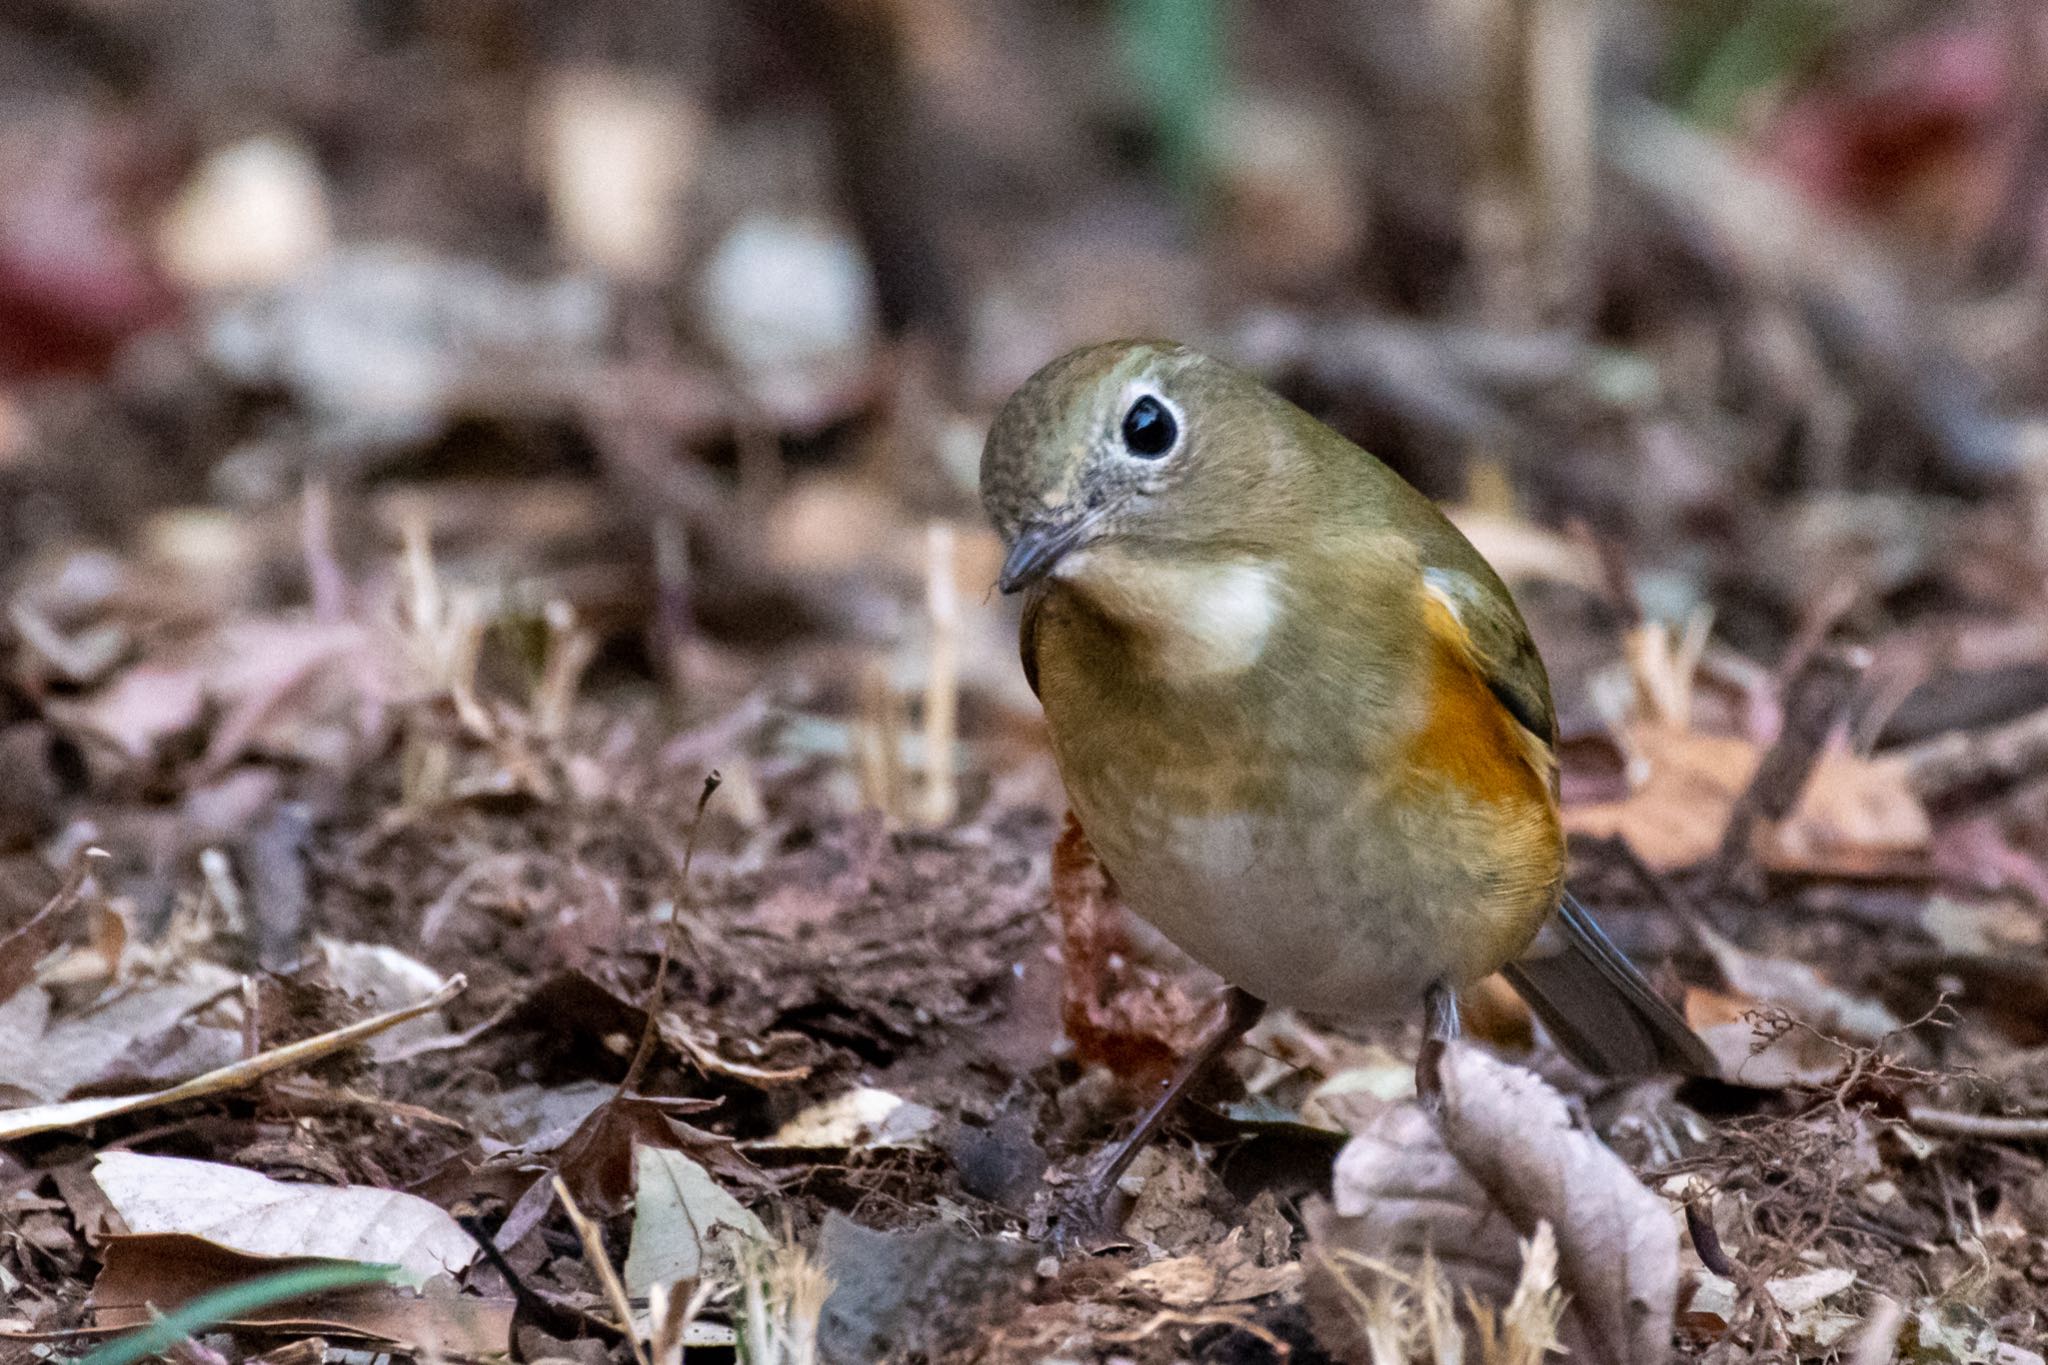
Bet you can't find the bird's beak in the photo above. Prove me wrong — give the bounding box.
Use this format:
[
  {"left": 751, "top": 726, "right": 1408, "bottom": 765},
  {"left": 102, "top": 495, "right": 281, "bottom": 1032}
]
[{"left": 998, "top": 516, "right": 1093, "bottom": 594}]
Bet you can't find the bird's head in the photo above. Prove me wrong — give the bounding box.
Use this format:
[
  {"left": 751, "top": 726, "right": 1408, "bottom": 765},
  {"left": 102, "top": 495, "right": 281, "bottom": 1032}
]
[{"left": 978, "top": 340, "right": 1307, "bottom": 594}]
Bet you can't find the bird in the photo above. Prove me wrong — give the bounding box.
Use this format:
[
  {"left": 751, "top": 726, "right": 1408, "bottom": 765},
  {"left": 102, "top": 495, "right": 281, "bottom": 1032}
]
[{"left": 979, "top": 338, "right": 1716, "bottom": 1215}]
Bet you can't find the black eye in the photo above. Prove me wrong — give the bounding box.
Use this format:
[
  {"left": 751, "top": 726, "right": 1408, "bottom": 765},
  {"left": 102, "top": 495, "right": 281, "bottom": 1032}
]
[{"left": 1120, "top": 395, "right": 1177, "bottom": 457}]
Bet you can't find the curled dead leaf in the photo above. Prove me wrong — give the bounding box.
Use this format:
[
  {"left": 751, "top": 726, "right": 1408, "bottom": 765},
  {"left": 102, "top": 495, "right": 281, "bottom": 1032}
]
[{"left": 1305, "top": 1044, "right": 1678, "bottom": 1365}]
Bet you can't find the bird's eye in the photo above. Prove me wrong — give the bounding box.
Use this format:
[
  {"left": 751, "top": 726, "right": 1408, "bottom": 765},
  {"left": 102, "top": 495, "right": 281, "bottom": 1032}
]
[{"left": 1120, "top": 395, "right": 1177, "bottom": 458}]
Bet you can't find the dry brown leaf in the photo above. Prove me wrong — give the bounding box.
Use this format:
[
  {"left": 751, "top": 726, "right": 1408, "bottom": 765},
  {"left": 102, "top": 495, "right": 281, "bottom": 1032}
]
[
  {"left": 763, "top": 1086, "right": 939, "bottom": 1151},
  {"left": 1761, "top": 741, "right": 1932, "bottom": 876},
  {"left": 94, "top": 1152, "right": 476, "bottom": 1282},
  {"left": 1306, "top": 1044, "right": 1678, "bottom": 1365},
  {"left": 1119, "top": 1236, "right": 1302, "bottom": 1311},
  {"left": 0, "top": 854, "right": 97, "bottom": 1007},
  {"left": 1930, "top": 817, "right": 2048, "bottom": 905},
  {"left": 45, "top": 661, "right": 205, "bottom": 762},
  {"left": 545, "top": 1091, "right": 763, "bottom": 1217},
  {"left": 1121, "top": 1253, "right": 1221, "bottom": 1308},
  {"left": 88, "top": 1234, "right": 511, "bottom": 1355},
  {"left": 1565, "top": 723, "right": 1755, "bottom": 869},
  {"left": 0, "top": 964, "right": 241, "bottom": 1104},
  {"left": 1920, "top": 895, "right": 2046, "bottom": 956},
  {"left": 314, "top": 937, "right": 457, "bottom": 1062},
  {"left": 1565, "top": 722, "right": 1930, "bottom": 873}
]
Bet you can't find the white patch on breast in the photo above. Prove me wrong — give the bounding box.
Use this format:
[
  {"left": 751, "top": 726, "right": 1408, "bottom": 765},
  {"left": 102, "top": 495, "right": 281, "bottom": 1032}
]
[{"left": 1057, "top": 549, "right": 1283, "bottom": 680}]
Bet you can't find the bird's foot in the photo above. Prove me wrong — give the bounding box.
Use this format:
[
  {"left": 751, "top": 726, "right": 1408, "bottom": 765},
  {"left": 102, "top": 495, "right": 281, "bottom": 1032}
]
[
  {"left": 1416, "top": 1033, "right": 1449, "bottom": 1112},
  {"left": 1034, "top": 1155, "right": 1134, "bottom": 1256},
  {"left": 1417, "top": 979, "right": 1461, "bottom": 1113}
]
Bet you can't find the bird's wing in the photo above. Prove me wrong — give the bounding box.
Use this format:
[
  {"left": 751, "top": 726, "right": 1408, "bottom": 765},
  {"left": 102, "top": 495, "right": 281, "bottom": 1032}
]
[
  {"left": 1420, "top": 564, "right": 1556, "bottom": 748},
  {"left": 1422, "top": 564, "right": 1716, "bottom": 1077}
]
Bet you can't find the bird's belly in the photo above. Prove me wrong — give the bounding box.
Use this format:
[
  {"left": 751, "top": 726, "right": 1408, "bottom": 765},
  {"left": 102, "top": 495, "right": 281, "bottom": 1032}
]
[{"left": 1070, "top": 769, "right": 1528, "bottom": 1019}]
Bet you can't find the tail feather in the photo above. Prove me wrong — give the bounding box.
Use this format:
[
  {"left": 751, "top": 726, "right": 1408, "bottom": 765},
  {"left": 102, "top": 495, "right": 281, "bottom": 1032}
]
[{"left": 1502, "top": 891, "right": 1718, "bottom": 1078}]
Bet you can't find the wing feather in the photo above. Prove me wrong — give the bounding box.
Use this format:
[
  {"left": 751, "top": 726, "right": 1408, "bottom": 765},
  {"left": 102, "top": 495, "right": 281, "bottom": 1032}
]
[{"left": 1420, "top": 566, "right": 1555, "bottom": 746}]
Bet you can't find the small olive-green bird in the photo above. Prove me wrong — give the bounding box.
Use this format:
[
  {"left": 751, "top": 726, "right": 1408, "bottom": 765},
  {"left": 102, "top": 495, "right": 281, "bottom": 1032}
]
[{"left": 981, "top": 339, "right": 1714, "bottom": 1201}]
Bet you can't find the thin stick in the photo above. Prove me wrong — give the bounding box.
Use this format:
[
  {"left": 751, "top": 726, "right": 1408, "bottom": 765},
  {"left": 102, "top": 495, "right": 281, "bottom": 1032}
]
[
  {"left": 1906, "top": 1105, "right": 2048, "bottom": 1142},
  {"left": 920, "top": 521, "right": 959, "bottom": 828},
  {"left": 1684, "top": 1200, "right": 1734, "bottom": 1276},
  {"left": 1887, "top": 702, "right": 2048, "bottom": 804},
  {"left": 554, "top": 1177, "right": 651, "bottom": 1365},
  {"left": 1709, "top": 646, "right": 1867, "bottom": 891},
  {"left": 300, "top": 479, "right": 349, "bottom": 623},
  {"left": 0, "top": 975, "right": 467, "bottom": 1141},
  {"left": 456, "top": 1211, "right": 621, "bottom": 1345},
  {"left": 855, "top": 660, "right": 902, "bottom": 819},
  {"left": 619, "top": 773, "right": 721, "bottom": 1098}
]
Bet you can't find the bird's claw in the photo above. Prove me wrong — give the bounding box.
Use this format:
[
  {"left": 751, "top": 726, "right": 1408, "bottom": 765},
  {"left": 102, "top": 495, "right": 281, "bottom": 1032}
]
[{"left": 1035, "top": 1158, "right": 1131, "bottom": 1257}]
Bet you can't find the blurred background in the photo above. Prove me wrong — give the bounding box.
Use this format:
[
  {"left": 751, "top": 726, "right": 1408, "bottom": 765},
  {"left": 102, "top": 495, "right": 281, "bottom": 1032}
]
[
  {"left": 10, "top": 0, "right": 2048, "bottom": 701},
  {"left": 8, "top": 2, "right": 2048, "bottom": 1357}
]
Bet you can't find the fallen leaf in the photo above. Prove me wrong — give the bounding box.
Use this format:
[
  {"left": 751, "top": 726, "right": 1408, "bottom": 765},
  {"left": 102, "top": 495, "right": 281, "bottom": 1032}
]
[
  {"left": 0, "top": 974, "right": 465, "bottom": 1140},
  {"left": 1118, "top": 1229, "right": 1302, "bottom": 1310},
  {"left": 762, "top": 1087, "right": 939, "bottom": 1151},
  {"left": 1768, "top": 1264, "right": 1856, "bottom": 1315},
  {"left": 620, "top": 1144, "right": 768, "bottom": 1297},
  {"left": 1697, "top": 924, "right": 1902, "bottom": 1042},
  {"left": 1300, "top": 1050, "right": 1417, "bottom": 1133},
  {"left": 1761, "top": 741, "right": 1932, "bottom": 876},
  {"left": 1051, "top": 814, "right": 1204, "bottom": 1095},
  {"left": 1931, "top": 817, "right": 2048, "bottom": 905},
  {"left": 1684, "top": 985, "right": 1853, "bottom": 1088},
  {"left": 45, "top": 661, "right": 205, "bottom": 762},
  {"left": 1306, "top": 1044, "right": 1678, "bottom": 1365},
  {"left": 0, "top": 855, "right": 96, "bottom": 1006},
  {"left": 1565, "top": 723, "right": 1756, "bottom": 869},
  {"left": 315, "top": 938, "right": 455, "bottom": 1061},
  {"left": 93, "top": 1153, "right": 476, "bottom": 1283},
  {"left": 544, "top": 1092, "right": 756, "bottom": 1217},
  {"left": 88, "top": 1234, "right": 510, "bottom": 1355},
  {"left": 0, "top": 964, "right": 241, "bottom": 1103},
  {"left": 482, "top": 1078, "right": 615, "bottom": 1146},
  {"left": 1681, "top": 1270, "right": 1740, "bottom": 1338},
  {"left": 1120, "top": 1254, "right": 1219, "bottom": 1308},
  {"left": 1565, "top": 723, "right": 1931, "bottom": 873},
  {"left": 1920, "top": 895, "right": 2045, "bottom": 957}
]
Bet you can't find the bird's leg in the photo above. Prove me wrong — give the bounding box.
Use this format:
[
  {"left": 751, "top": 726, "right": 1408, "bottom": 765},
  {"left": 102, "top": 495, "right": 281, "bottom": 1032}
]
[
  {"left": 1061, "top": 986, "right": 1266, "bottom": 1237},
  {"left": 1417, "top": 980, "right": 1460, "bottom": 1108}
]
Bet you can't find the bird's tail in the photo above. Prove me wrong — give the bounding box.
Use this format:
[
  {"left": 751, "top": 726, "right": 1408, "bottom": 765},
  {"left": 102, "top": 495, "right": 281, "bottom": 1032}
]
[{"left": 1501, "top": 891, "right": 1718, "bottom": 1078}]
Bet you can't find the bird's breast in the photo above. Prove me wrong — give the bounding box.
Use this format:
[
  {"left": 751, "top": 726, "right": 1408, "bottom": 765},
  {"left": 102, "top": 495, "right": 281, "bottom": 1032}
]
[{"left": 1027, "top": 555, "right": 1562, "bottom": 1017}]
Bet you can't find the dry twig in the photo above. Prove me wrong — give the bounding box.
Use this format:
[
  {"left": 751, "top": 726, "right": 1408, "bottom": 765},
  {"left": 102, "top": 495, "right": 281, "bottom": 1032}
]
[
  {"left": 620, "top": 771, "right": 722, "bottom": 1097},
  {"left": 1886, "top": 702, "right": 2048, "bottom": 804},
  {"left": 1709, "top": 645, "right": 1868, "bottom": 892}
]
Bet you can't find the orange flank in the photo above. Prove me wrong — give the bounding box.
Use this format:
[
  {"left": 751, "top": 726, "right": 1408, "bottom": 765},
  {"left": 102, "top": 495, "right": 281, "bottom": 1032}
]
[{"left": 1405, "top": 592, "right": 1553, "bottom": 809}]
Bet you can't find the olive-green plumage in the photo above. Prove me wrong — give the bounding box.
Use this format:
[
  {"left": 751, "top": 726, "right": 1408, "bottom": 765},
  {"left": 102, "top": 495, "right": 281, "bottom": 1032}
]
[{"left": 981, "top": 339, "right": 1713, "bottom": 1080}]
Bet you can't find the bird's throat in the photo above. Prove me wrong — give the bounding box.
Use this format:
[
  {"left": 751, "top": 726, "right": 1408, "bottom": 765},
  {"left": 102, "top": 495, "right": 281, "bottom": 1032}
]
[{"left": 1054, "top": 546, "right": 1285, "bottom": 682}]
